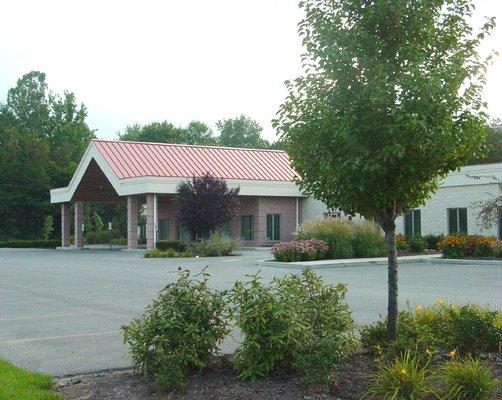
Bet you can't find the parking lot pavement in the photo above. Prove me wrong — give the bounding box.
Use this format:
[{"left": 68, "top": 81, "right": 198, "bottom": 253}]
[{"left": 0, "top": 248, "right": 500, "bottom": 376}]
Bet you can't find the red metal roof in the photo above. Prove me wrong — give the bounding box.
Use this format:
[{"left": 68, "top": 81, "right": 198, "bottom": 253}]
[{"left": 93, "top": 140, "right": 298, "bottom": 181}]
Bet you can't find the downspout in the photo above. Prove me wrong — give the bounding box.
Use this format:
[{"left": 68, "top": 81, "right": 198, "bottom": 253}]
[
  {"left": 153, "top": 193, "right": 158, "bottom": 247},
  {"left": 296, "top": 197, "right": 299, "bottom": 230}
]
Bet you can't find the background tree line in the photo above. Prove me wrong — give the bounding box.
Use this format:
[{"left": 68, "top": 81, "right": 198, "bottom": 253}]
[
  {"left": 0, "top": 70, "right": 500, "bottom": 241},
  {"left": 0, "top": 71, "right": 280, "bottom": 240}
]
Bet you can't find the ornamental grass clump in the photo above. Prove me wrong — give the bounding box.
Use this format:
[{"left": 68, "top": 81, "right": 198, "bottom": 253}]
[
  {"left": 122, "top": 269, "right": 229, "bottom": 391},
  {"left": 365, "top": 350, "right": 434, "bottom": 400},
  {"left": 296, "top": 218, "right": 385, "bottom": 259},
  {"left": 271, "top": 239, "right": 329, "bottom": 262},
  {"left": 439, "top": 356, "right": 498, "bottom": 400}
]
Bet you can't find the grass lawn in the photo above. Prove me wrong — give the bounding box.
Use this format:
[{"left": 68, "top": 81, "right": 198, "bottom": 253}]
[{"left": 0, "top": 359, "right": 61, "bottom": 400}]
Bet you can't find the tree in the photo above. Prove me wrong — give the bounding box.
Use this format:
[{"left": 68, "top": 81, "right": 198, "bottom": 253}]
[
  {"left": 275, "top": 0, "right": 494, "bottom": 340},
  {"left": 216, "top": 115, "right": 270, "bottom": 148},
  {"left": 470, "top": 120, "right": 502, "bottom": 164},
  {"left": 176, "top": 173, "right": 240, "bottom": 239},
  {"left": 0, "top": 71, "right": 95, "bottom": 239},
  {"left": 475, "top": 182, "right": 501, "bottom": 229},
  {"left": 118, "top": 120, "right": 217, "bottom": 145}
]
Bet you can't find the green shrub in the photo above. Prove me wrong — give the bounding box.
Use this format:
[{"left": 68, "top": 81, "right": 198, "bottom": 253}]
[
  {"left": 122, "top": 269, "right": 229, "bottom": 391},
  {"left": 85, "top": 229, "right": 120, "bottom": 244},
  {"left": 408, "top": 235, "right": 427, "bottom": 253},
  {"left": 156, "top": 240, "right": 187, "bottom": 252},
  {"left": 440, "top": 356, "right": 497, "bottom": 400},
  {"left": 0, "top": 239, "right": 61, "bottom": 248},
  {"left": 365, "top": 350, "right": 434, "bottom": 400},
  {"left": 423, "top": 233, "right": 444, "bottom": 250},
  {"left": 396, "top": 233, "right": 409, "bottom": 251},
  {"left": 360, "top": 303, "right": 502, "bottom": 356},
  {"left": 271, "top": 239, "right": 329, "bottom": 262},
  {"left": 144, "top": 249, "right": 190, "bottom": 258},
  {"left": 296, "top": 218, "right": 385, "bottom": 259},
  {"left": 111, "top": 237, "right": 127, "bottom": 245},
  {"left": 188, "top": 231, "right": 238, "bottom": 257},
  {"left": 230, "top": 270, "right": 355, "bottom": 386},
  {"left": 492, "top": 241, "right": 502, "bottom": 258}
]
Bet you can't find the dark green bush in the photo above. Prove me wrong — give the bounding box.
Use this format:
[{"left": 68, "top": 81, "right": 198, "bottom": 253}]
[
  {"left": 122, "top": 270, "right": 229, "bottom": 391},
  {"left": 408, "top": 235, "right": 427, "bottom": 253},
  {"left": 85, "top": 229, "right": 120, "bottom": 244},
  {"left": 0, "top": 239, "right": 61, "bottom": 248},
  {"left": 360, "top": 303, "right": 502, "bottom": 356},
  {"left": 423, "top": 233, "right": 444, "bottom": 250},
  {"left": 156, "top": 240, "right": 187, "bottom": 252},
  {"left": 230, "top": 270, "right": 355, "bottom": 387},
  {"left": 144, "top": 249, "right": 190, "bottom": 258}
]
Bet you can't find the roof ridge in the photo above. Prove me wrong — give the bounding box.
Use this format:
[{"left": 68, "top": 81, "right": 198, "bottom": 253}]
[{"left": 92, "top": 139, "right": 286, "bottom": 154}]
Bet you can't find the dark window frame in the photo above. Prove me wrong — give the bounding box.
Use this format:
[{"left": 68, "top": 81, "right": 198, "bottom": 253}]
[
  {"left": 266, "top": 214, "right": 281, "bottom": 241},
  {"left": 447, "top": 208, "right": 468, "bottom": 234},
  {"left": 404, "top": 209, "right": 421, "bottom": 237},
  {"left": 240, "top": 215, "right": 254, "bottom": 241}
]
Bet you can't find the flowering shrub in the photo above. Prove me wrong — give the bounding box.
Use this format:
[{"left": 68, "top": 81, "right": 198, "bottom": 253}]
[
  {"left": 396, "top": 233, "right": 409, "bottom": 251},
  {"left": 438, "top": 235, "right": 498, "bottom": 258},
  {"left": 271, "top": 239, "right": 329, "bottom": 262},
  {"left": 360, "top": 302, "right": 502, "bottom": 356}
]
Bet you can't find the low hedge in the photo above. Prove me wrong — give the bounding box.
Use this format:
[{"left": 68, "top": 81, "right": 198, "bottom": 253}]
[
  {"left": 438, "top": 234, "right": 501, "bottom": 258},
  {"left": 0, "top": 239, "right": 61, "bottom": 248},
  {"left": 156, "top": 240, "right": 187, "bottom": 252}
]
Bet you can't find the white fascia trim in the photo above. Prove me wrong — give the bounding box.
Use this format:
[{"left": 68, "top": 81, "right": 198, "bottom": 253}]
[
  {"left": 439, "top": 163, "right": 502, "bottom": 188},
  {"left": 50, "top": 142, "right": 122, "bottom": 203},
  {"left": 50, "top": 143, "right": 304, "bottom": 203}
]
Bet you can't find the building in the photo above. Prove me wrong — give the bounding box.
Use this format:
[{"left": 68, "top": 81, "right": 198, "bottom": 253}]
[
  {"left": 395, "top": 163, "right": 502, "bottom": 238},
  {"left": 50, "top": 140, "right": 303, "bottom": 249},
  {"left": 50, "top": 140, "right": 502, "bottom": 249}
]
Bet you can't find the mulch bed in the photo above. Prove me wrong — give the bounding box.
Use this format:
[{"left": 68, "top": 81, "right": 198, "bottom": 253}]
[
  {"left": 57, "top": 353, "right": 374, "bottom": 400},
  {"left": 57, "top": 352, "right": 502, "bottom": 400}
]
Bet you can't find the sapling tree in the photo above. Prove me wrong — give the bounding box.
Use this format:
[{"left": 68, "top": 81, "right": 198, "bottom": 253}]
[
  {"left": 275, "top": 0, "right": 494, "bottom": 339},
  {"left": 176, "top": 173, "right": 240, "bottom": 239}
]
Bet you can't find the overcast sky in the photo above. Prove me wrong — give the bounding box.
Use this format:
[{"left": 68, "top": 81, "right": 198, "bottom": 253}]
[{"left": 0, "top": 0, "right": 500, "bottom": 142}]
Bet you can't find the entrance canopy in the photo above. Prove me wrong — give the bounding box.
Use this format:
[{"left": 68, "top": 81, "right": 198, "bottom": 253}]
[{"left": 50, "top": 140, "right": 302, "bottom": 204}]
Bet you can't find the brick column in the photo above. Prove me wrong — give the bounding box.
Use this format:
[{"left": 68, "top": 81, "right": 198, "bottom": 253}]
[
  {"left": 74, "top": 201, "right": 84, "bottom": 248},
  {"left": 127, "top": 196, "right": 138, "bottom": 249},
  {"left": 61, "top": 203, "right": 70, "bottom": 247},
  {"left": 146, "top": 194, "right": 155, "bottom": 249},
  {"left": 256, "top": 197, "right": 268, "bottom": 246}
]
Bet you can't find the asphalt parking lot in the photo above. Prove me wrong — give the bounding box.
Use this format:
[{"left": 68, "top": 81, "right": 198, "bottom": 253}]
[{"left": 0, "top": 248, "right": 501, "bottom": 376}]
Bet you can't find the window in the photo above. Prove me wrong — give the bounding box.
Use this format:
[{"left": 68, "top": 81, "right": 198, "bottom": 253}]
[
  {"left": 240, "top": 215, "right": 254, "bottom": 241},
  {"left": 177, "top": 220, "right": 190, "bottom": 242},
  {"left": 404, "top": 210, "right": 421, "bottom": 237},
  {"left": 266, "top": 214, "right": 281, "bottom": 241},
  {"left": 448, "top": 208, "right": 468, "bottom": 234},
  {"left": 159, "top": 218, "right": 170, "bottom": 240}
]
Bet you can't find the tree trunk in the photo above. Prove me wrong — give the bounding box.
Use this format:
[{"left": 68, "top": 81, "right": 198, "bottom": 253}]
[{"left": 384, "top": 224, "right": 398, "bottom": 341}]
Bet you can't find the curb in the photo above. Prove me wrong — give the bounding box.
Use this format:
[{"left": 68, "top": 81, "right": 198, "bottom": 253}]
[
  {"left": 257, "top": 256, "right": 441, "bottom": 269},
  {"left": 423, "top": 258, "right": 502, "bottom": 266}
]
